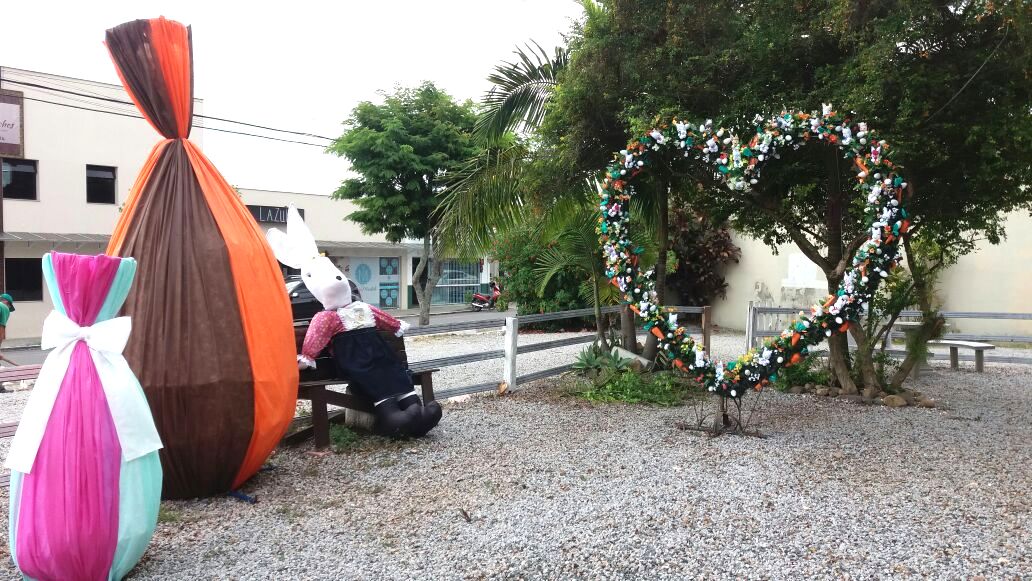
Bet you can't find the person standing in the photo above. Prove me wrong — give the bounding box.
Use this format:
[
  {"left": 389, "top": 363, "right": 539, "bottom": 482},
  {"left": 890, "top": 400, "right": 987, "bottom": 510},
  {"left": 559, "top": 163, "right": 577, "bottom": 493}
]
[{"left": 0, "top": 293, "right": 16, "bottom": 367}]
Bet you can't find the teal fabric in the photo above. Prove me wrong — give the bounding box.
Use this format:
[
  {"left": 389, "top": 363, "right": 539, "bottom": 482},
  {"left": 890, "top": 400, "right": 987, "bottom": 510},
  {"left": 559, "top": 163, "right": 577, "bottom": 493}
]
[
  {"left": 96, "top": 259, "right": 136, "bottom": 323},
  {"left": 108, "top": 451, "right": 162, "bottom": 581},
  {"left": 41, "top": 254, "right": 63, "bottom": 316}
]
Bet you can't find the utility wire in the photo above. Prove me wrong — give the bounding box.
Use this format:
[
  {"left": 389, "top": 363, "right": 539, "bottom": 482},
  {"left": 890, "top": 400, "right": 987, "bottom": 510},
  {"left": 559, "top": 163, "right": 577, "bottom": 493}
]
[
  {"left": 15, "top": 95, "right": 331, "bottom": 148},
  {"left": 0, "top": 77, "right": 336, "bottom": 142}
]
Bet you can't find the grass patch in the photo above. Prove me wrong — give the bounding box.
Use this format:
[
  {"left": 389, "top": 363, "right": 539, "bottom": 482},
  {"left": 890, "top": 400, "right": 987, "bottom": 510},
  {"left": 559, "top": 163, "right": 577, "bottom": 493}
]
[
  {"left": 576, "top": 370, "right": 697, "bottom": 406},
  {"left": 329, "top": 425, "right": 362, "bottom": 452},
  {"left": 157, "top": 505, "right": 180, "bottom": 524}
]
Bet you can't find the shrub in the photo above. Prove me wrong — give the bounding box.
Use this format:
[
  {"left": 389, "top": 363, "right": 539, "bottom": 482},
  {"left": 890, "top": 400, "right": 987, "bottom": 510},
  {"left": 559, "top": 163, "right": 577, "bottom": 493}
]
[
  {"left": 773, "top": 351, "right": 830, "bottom": 391},
  {"left": 491, "top": 221, "right": 589, "bottom": 330}
]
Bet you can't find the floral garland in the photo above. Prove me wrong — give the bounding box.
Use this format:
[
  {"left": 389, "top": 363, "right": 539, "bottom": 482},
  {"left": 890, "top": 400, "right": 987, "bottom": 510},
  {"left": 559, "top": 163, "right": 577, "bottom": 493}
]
[{"left": 598, "top": 104, "right": 911, "bottom": 398}]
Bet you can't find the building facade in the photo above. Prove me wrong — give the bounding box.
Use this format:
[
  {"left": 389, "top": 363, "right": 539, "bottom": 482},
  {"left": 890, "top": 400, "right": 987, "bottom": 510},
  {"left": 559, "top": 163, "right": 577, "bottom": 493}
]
[{"left": 0, "top": 67, "right": 489, "bottom": 341}]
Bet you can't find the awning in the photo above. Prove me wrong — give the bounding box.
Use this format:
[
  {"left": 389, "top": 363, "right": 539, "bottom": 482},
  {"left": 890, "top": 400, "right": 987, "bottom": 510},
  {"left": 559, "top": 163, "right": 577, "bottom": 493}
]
[
  {"left": 315, "top": 240, "right": 422, "bottom": 252},
  {"left": 0, "top": 232, "right": 111, "bottom": 244}
]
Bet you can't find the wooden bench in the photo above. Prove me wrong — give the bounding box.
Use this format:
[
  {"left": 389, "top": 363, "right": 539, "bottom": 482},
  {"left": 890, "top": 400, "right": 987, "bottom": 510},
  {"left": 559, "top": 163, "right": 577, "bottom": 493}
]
[
  {"left": 284, "top": 323, "right": 437, "bottom": 449},
  {"left": 0, "top": 364, "right": 43, "bottom": 488},
  {"left": 927, "top": 339, "right": 996, "bottom": 372}
]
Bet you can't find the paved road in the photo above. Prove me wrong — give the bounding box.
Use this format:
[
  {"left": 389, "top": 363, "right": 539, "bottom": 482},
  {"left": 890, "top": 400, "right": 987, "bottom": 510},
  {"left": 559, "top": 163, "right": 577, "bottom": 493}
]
[{"left": 2, "top": 307, "right": 513, "bottom": 366}]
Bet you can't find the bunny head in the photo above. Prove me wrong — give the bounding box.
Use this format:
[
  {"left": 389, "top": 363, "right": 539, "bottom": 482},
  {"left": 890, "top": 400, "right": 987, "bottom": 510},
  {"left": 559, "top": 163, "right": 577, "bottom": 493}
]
[{"left": 266, "top": 205, "right": 353, "bottom": 310}]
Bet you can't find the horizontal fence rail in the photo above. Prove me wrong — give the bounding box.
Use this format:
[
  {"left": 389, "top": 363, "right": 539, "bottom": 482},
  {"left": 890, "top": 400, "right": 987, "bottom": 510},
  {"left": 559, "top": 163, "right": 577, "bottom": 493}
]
[
  {"left": 746, "top": 303, "right": 1032, "bottom": 365},
  {"left": 397, "top": 304, "right": 713, "bottom": 399}
]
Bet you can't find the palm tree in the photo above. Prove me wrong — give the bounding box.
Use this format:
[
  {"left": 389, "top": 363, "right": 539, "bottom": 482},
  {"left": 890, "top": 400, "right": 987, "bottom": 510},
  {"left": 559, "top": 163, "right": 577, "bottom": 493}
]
[
  {"left": 475, "top": 42, "right": 569, "bottom": 143},
  {"left": 436, "top": 42, "right": 568, "bottom": 258},
  {"left": 533, "top": 185, "right": 656, "bottom": 349}
]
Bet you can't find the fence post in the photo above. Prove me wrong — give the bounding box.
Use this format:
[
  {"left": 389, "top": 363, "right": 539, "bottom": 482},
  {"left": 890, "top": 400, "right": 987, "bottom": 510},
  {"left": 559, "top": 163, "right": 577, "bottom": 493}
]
[
  {"left": 701, "top": 305, "right": 712, "bottom": 355},
  {"left": 501, "top": 316, "right": 518, "bottom": 394},
  {"left": 745, "top": 300, "right": 755, "bottom": 352}
]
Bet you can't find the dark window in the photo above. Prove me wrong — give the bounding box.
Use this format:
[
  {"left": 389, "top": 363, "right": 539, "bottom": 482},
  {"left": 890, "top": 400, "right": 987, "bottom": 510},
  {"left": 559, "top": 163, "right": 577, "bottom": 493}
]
[
  {"left": 4, "top": 258, "right": 43, "bottom": 301},
  {"left": 86, "top": 165, "right": 117, "bottom": 204},
  {"left": 1, "top": 158, "right": 38, "bottom": 200}
]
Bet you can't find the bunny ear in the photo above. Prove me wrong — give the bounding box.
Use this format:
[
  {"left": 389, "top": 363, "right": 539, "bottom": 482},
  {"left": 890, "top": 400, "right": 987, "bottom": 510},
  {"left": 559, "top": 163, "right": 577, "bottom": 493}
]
[{"left": 265, "top": 205, "right": 320, "bottom": 269}]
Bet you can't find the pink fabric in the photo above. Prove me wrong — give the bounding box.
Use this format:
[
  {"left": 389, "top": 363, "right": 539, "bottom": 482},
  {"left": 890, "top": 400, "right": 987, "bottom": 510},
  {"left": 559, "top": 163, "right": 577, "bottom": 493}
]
[
  {"left": 300, "top": 304, "right": 405, "bottom": 362},
  {"left": 369, "top": 304, "right": 403, "bottom": 335},
  {"left": 15, "top": 254, "right": 123, "bottom": 581},
  {"left": 301, "top": 310, "right": 344, "bottom": 362}
]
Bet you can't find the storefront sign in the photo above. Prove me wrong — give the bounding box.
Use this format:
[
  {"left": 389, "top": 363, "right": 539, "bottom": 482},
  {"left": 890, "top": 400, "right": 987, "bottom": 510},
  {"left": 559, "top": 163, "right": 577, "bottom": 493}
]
[
  {"left": 0, "top": 90, "right": 24, "bottom": 158},
  {"left": 247, "top": 204, "right": 303, "bottom": 224}
]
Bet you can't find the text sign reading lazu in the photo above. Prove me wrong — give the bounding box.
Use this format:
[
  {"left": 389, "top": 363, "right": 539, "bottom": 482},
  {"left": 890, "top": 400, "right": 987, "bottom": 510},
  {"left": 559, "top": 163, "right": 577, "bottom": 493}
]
[
  {"left": 247, "top": 205, "right": 304, "bottom": 224},
  {"left": 0, "top": 102, "right": 20, "bottom": 145}
]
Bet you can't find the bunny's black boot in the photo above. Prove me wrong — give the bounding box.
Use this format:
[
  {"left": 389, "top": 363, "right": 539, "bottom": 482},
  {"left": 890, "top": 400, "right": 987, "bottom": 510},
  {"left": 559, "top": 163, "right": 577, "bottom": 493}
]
[{"left": 372, "top": 398, "right": 422, "bottom": 438}]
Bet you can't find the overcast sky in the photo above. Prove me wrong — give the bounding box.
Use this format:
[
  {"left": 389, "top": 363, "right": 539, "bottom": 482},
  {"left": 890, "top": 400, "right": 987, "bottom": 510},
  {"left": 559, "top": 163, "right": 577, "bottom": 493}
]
[{"left": 1, "top": 0, "right": 584, "bottom": 194}]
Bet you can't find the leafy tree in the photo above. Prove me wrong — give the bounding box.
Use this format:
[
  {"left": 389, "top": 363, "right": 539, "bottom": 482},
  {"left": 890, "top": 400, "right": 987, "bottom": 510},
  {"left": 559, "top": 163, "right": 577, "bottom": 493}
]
[
  {"left": 543, "top": 0, "right": 1032, "bottom": 392},
  {"left": 329, "top": 82, "right": 479, "bottom": 325}
]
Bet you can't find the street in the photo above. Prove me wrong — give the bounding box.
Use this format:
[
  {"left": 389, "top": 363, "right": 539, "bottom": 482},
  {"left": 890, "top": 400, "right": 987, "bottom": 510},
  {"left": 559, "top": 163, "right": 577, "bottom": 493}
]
[{"left": 1, "top": 306, "right": 512, "bottom": 366}]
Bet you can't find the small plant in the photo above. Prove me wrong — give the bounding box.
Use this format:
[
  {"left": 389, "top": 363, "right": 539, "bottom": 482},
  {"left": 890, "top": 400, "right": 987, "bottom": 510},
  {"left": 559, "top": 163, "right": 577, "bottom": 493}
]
[
  {"left": 495, "top": 296, "right": 509, "bottom": 312},
  {"left": 773, "top": 352, "right": 830, "bottom": 391},
  {"left": 578, "top": 370, "right": 694, "bottom": 406},
  {"left": 329, "top": 425, "right": 361, "bottom": 452},
  {"left": 573, "top": 342, "right": 629, "bottom": 378},
  {"left": 464, "top": 290, "right": 475, "bottom": 304}
]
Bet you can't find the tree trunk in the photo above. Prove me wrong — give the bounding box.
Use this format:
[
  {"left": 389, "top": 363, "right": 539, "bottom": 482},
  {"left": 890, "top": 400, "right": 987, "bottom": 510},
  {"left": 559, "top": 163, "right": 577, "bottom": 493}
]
[
  {"left": 412, "top": 236, "right": 442, "bottom": 326},
  {"left": 889, "top": 235, "right": 943, "bottom": 389},
  {"left": 642, "top": 183, "right": 670, "bottom": 362},
  {"left": 849, "top": 324, "right": 881, "bottom": 392},
  {"left": 591, "top": 273, "right": 610, "bottom": 350},
  {"left": 620, "top": 305, "right": 638, "bottom": 353},
  {"left": 412, "top": 236, "right": 430, "bottom": 325},
  {"left": 821, "top": 150, "right": 860, "bottom": 394}
]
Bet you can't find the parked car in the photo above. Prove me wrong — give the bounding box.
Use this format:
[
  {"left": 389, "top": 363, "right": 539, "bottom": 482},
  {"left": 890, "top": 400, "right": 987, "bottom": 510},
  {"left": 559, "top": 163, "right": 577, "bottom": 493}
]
[{"left": 285, "top": 275, "right": 361, "bottom": 322}]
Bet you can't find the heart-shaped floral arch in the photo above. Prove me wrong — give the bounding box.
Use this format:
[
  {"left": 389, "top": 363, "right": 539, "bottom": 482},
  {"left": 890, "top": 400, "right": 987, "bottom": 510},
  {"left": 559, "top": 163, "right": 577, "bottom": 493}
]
[{"left": 598, "top": 104, "right": 911, "bottom": 398}]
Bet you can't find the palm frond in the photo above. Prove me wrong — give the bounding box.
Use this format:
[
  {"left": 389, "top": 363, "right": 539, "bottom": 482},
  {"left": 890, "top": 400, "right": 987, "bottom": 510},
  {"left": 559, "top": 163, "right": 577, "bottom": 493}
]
[
  {"left": 436, "top": 142, "right": 531, "bottom": 258},
  {"left": 533, "top": 246, "right": 584, "bottom": 297},
  {"left": 475, "top": 41, "right": 569, "bottom": 142}
]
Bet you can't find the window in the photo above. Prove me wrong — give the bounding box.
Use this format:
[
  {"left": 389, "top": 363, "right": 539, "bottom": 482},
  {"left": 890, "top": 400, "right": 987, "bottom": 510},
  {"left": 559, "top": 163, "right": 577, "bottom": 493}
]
[
  {"left": 86, "top": 165, "right": 117, "bottom": 204},
  {"left": 0, "top": 158, "right": 38, "bottom": 200},
  {"left": 4, "top": 258, "right": 43, "bottom": 301}
]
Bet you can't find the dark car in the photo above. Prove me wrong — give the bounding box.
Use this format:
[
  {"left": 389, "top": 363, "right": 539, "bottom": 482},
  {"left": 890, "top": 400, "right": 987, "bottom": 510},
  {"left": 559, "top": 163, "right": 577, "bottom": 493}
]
[{"left": 286, "top": 275, "right": 362, "bottom": 322}]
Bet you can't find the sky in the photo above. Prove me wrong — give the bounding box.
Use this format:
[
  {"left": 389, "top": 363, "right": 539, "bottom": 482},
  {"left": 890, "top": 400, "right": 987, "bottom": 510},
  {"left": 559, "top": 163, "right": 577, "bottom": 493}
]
[{"left": 1, "top": 0, "right": 585, "bottom": 194}]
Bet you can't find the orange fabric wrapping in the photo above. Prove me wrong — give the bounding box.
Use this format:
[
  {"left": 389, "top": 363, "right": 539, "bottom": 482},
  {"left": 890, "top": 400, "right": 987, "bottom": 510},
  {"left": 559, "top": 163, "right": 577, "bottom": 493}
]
[
  {"left": 107, "top": 139, "right": 170, "bottom": 255},
  {"left": 148, "top": 17, "right": 193, "bottom": 138},
  {"left": 181, "top": 140, "right": 298, "bottom": 488}
]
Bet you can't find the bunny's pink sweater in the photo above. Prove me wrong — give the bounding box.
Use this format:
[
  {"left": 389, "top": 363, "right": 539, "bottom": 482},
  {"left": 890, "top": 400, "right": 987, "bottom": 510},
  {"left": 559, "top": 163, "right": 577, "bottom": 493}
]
[{"left": 298, "top": 302, "right": 409, "bottom": 369}]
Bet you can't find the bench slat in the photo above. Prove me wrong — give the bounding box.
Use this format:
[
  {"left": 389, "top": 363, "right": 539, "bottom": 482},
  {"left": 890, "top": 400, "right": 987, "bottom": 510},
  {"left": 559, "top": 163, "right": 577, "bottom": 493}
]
[
  {"left": 0, "top": 422, "right": 18, "bottom": 438},
  {"left": 927, "top": 340, "right": 996, "bottom": 349}
]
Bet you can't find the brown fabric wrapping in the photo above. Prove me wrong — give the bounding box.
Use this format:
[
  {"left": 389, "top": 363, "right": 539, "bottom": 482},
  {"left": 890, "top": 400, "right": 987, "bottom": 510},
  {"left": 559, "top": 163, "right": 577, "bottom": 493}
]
[
  {"left": 105, "top": 19, "right": 185, "bottom": 138},
  {"left": 117, "top": 141, "right": 254, "bottom": 499}
]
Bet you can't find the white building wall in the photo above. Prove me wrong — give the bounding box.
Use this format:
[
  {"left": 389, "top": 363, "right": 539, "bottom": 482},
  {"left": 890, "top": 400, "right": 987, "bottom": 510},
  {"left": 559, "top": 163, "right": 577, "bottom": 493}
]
[{"left": 713, "top": 212, "right": 1032, "bottom": 336}]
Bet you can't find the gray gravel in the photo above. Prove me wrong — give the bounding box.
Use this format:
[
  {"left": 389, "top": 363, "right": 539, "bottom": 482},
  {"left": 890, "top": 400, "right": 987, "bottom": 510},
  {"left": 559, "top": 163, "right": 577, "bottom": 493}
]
[{"left": 1, "top": 331, "right": 1029, "bottom": 579}]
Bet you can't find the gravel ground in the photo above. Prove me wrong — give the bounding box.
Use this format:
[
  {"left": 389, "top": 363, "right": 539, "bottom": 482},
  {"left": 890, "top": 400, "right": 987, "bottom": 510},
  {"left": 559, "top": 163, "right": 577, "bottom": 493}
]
[{"left": 1, "top": 331, "right": 1029, "bottom": 579}]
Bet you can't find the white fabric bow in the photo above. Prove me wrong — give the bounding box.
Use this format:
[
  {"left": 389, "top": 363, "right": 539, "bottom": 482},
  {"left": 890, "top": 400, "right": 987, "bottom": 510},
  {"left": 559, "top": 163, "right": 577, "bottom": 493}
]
[{"left": 5, "top": 310, "right": 163, "bottom": 474}]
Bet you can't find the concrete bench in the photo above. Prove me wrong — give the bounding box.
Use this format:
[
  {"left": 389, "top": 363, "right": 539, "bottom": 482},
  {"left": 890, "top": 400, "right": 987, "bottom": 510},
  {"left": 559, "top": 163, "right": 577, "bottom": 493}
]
[{"left": 927, "top": 339, "right": 995, "bottom": 372}]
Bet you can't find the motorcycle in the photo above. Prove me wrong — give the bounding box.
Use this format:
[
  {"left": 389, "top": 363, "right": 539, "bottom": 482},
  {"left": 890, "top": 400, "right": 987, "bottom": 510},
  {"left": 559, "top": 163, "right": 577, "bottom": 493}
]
[{"left": 471, "top": 284, "right": 501, "bottom": 312}]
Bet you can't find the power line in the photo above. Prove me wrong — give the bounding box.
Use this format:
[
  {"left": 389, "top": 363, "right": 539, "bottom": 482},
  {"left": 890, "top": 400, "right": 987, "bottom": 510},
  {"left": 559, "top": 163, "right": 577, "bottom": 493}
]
[
  {"left": 15, "top": 95, "right": 331, "bottom": 148},
  {"left": 0, "top": 77, "right": 336, "bottom": 142}
]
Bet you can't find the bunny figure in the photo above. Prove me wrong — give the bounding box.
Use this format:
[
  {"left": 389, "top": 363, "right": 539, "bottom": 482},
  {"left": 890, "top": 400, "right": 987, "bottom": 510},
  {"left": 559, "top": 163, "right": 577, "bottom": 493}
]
[{"left": 266, "top": 206, "right": 442, "bottom": 438}]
